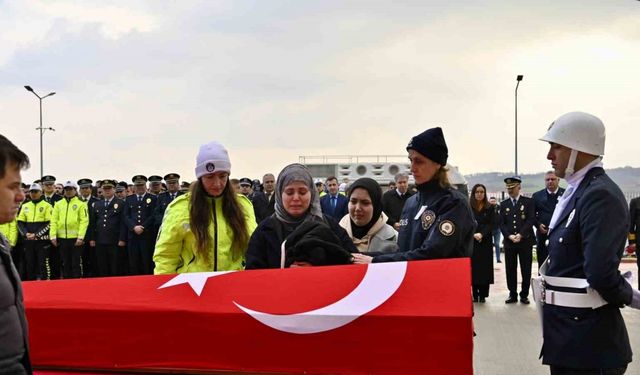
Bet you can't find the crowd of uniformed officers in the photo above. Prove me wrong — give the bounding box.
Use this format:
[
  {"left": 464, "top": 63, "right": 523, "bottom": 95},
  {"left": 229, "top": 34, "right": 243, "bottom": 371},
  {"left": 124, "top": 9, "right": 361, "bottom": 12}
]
[{"left": 2, "top": 173, "right": 190, "bottom": 279}]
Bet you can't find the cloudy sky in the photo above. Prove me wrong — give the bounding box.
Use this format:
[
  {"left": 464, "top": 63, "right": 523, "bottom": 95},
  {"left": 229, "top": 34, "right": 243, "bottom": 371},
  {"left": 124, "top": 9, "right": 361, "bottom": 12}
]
[{"left": 2, "top": 0, "right": 639, "bottom": 184}]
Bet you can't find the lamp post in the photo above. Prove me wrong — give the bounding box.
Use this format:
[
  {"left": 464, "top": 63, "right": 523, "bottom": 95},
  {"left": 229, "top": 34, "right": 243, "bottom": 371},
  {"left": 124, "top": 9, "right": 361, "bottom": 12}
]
[
  {"left": 24, "top": 85, "right": 56, "bottom": 178},
  {"left": 514, "top": 75, "right": 523, "bottom": 176}
]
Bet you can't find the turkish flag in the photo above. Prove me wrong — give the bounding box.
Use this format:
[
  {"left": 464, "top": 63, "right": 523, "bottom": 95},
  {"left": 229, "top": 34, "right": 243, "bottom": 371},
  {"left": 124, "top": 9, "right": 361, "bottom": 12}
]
[{"left": 25, "top": 259, "right": 473, "bottom": 374}]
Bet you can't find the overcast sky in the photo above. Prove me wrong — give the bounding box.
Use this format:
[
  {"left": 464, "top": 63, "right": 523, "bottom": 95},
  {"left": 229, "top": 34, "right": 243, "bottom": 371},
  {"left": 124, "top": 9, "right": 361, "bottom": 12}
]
[{"left": 2, "top": 0, "right": 640, "bottom": 184}]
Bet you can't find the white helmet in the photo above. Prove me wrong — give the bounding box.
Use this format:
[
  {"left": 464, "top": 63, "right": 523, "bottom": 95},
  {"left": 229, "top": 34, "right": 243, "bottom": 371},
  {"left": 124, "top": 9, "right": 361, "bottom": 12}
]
[{"left": 539, "top": 111, "right": 605, "bottom": 156}]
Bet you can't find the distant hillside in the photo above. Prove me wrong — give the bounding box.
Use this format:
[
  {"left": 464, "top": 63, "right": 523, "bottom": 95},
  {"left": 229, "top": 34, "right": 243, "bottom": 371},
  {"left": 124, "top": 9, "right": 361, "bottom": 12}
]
[{"left": 465, "top": 166, "right": 640, "bottom": 200}]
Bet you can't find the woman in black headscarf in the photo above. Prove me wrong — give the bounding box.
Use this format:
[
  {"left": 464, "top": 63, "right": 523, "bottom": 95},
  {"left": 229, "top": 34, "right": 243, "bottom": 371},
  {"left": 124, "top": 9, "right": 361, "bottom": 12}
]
[
  {"left": 339, "top": 178, "right": 398, "bottom": 254},
  {"left": 245, "top": 164, "right": 356, "bottom": 269}
]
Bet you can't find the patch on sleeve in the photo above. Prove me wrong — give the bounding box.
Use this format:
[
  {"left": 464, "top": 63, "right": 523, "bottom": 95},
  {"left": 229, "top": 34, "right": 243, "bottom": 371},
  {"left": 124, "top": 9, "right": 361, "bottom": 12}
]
[
  {"left": 421, "top": 210, "right": 436, "bottom": 230},
  {"left": 438, "top": 220, "right": 455, "bottom": 236}
]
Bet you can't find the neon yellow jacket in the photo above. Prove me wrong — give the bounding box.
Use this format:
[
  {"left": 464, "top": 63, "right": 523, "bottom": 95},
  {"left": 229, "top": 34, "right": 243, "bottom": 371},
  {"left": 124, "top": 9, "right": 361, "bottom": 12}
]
[
  {"left": 17, "top": 199, "right": 53, "bottom": 240},
  {"left": 50, "top": 196, "right": 89, "bottom": 240},
  {"left": 153, "top": 193, "right": 257, "bottom": 274},
  {"left": 0, "top": 219, "right": 18, "bottom": 246}
]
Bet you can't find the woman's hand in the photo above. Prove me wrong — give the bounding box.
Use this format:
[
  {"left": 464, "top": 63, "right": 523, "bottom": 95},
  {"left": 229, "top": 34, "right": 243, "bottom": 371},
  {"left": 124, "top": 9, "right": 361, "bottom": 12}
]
[
  {"left": 352, "top": 253, "right": 373, "bottom": 264},
  {"left": 473, "top": 233, "right": 482, "bottom": 242}
]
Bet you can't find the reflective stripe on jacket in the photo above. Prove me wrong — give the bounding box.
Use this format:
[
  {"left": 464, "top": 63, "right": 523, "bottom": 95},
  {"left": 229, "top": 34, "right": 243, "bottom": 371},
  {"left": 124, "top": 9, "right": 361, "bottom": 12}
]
[
  {"left": 153, "top": 193, "right": 257, "bottom": 274},
  {"left": 50, "top": 197, "right": 89, "bottom": 239}
]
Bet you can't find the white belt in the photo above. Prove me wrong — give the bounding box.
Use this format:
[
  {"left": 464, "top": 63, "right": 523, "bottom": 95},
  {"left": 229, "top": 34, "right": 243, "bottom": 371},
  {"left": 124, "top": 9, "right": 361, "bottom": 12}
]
[{"left": 532, "top": 259, "right": 608, "bottom": 309}]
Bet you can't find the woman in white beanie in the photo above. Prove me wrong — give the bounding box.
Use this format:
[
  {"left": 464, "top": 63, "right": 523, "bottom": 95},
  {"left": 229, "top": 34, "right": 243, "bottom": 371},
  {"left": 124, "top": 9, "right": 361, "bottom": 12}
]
[{"left": 153, "top": 141, "right": 257, "bottom": 273}]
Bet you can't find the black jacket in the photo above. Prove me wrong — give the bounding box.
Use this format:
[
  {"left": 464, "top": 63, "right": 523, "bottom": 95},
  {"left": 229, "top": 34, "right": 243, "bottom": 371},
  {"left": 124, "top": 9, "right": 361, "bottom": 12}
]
[
  {"left": 542, "top": 167, "right": 633, "bottom": 369},
  {"left": 499, "top": 196, "right": 536, "bottom": 248},
  {"left": 154, "top": 191, "right": 184, "bottom": 228},
  {"left": 374, "top": 181, "right": 475, "bottom": 262},
  {"left": 382, "top": 189, "right": 414, "bottom": 226},
  {"left": 0, "top": 233, "right": 32, "bottom": 374},
  {"left": 123, "top": 193, "right": 157, "bottom": 239},
  {"left": 532, "top": 187, "right": 565, "bottom": 229},
  {"left": 87, "top": 198, "right": 127, "bottom": 245},
  {"left": 245, "top": 214, "right": 357, "bottom": 269}
]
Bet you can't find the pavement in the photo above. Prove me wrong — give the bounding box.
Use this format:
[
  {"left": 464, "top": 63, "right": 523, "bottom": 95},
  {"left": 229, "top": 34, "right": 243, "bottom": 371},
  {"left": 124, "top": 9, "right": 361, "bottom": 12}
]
[{"left": 473, "top": 258, "right": 640, "bottom": 374}]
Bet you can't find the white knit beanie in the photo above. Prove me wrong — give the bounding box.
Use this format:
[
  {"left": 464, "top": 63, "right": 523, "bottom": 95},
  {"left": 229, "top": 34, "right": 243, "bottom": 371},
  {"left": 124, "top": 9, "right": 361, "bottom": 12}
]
[{"left": 195, "top": 141, "right": 231, "bottom": 178}]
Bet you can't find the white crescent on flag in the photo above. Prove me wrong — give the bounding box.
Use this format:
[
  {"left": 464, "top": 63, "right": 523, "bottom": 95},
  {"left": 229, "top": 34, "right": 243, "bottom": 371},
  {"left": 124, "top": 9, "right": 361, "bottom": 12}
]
[
  {"left": 158, "top": 262, "right": 408, "bottom": 334},
  {"left": 234, "top": 262, "right": 408, "bottom": 334}
]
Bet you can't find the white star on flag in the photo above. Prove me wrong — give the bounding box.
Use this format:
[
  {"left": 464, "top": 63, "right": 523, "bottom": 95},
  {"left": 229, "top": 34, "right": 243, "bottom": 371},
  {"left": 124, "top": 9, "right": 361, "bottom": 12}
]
[{"left": 158, "top": 271, "right": 236, "bottom": 296}]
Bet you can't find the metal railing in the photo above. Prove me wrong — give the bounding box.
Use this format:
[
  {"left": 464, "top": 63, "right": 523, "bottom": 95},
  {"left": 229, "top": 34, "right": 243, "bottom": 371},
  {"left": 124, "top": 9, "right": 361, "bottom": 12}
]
[{"left": 299, "top": 155, "right": 408, "bottom": 164}]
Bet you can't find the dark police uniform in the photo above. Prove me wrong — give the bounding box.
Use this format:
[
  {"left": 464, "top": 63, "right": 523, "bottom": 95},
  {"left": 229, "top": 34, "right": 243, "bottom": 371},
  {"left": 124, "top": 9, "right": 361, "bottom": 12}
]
[
  {"left": 154, "top": 190, "right": 183, "bottom": 229},
  {"left": 124, "top": 187, "right": 157, "bottom": 275},
  {"left": 628, "top": 196, "right": 640, "bottom": 290},
  {"left": 542, "top": 167, "right": 633, "bottom": 371},
  {"left": 499, "top": 194, "right": 536, "bottom": 301},
  {"left": 532, "top": 187, "right": 564, "bottom": 270},
  {"left": 77, "top": 178, "right": 99, "bottom": 277},
  {"left": 373, "top": 180, "right": 475, "bottom": 262},
  {"left": 87, "top": 192, "right": 126, "bottom": 277}
]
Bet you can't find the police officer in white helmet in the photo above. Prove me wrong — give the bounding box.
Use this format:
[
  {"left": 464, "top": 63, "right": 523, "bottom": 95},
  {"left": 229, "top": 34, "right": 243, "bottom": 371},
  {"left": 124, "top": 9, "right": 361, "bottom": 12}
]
[{"left": 536, "top": 112, "right": 640, "bottom": 374}]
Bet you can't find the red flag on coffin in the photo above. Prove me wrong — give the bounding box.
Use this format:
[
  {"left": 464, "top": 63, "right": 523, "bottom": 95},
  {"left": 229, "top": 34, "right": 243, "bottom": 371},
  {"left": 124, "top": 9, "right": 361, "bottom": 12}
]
[{"left": 24, "top": 259, "right": 473, "bottom": 374}]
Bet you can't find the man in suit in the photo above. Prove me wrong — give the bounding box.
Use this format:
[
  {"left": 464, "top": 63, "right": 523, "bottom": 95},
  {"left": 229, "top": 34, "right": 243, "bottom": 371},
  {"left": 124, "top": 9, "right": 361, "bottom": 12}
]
[
  {"left": 262, "top": 173, "right": 276, "bottom": 218},
  {"left": 320, "top": 176, "right": 348, "bottom": 220},
  {"left": 87, "top": 179, "right": 126, "bottom": 277},
  {"left": 239, "top": 177, "right": 269, "bottom": 223},
  {"left": 531, "top": 171, "right": 564, "bottom": 270},
  {"left": 382, "top": 172, "right": 414, "bottom": 230},
  {"left": 499, "top": 176, "right": 536, "bottom": 304},
  {"left": 538, "top": 112, "right": 640, "bottom": 373},
  {"left": 124, "top": 175, "right": 157, "bottom": 275}
]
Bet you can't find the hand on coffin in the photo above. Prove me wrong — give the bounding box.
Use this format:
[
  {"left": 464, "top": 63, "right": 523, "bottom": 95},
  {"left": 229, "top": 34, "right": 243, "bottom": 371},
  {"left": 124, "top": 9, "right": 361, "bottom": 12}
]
[{"left": 352, "top": 253, "right": 372, "bottom": 264}]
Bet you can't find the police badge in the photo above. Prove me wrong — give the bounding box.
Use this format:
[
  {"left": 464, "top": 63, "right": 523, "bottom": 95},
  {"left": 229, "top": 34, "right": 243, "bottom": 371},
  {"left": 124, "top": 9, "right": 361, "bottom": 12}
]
[
  {"left": 114, "top": 203, "right": 119, "bottom": 209},
  {"left": 146, "top": 198, "right": 152, "bottom": 204},
  {"left": 439, "top": 220, "right": 455, "bottom": 236},
  {"left": 421, "top": 210, "right": 436, "bottom": 230}
]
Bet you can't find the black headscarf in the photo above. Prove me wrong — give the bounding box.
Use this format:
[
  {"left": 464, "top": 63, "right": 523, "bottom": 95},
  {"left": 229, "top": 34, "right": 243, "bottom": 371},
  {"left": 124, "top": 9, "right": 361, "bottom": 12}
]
[{"left": 347, "top": 178, "right": 383, "bottom": 239}]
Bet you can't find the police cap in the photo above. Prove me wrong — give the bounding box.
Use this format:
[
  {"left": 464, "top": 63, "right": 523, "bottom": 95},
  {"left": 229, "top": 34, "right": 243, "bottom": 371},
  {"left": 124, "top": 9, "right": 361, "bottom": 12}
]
[
  {"left": 164, "top": 173, "right": 180, "bottom": 183},
  {"left": 101, "top": 179, "right": 117, "bottom": 188},
  {"left": 29, "top": 183, "right": 42, "bottom": 191},
  {"left": 504, "top": 176, "right": 522, "bottom": 188},
  {"left": 41, "top": 175, "right": 56, "bottom": 184},
  {"left": 148, "top": 175, "right": 163, "bottom": 185},
  {"left": 77, "top": 178, "right": 93, "bottom": 188},
  {"left": 132, "top": 175, "right": 148, "bottom": 185},
  {"left": 239, "top": 177, "right": 252, "bottom": 187},
  {"left": 116, "top": 181, "right": 128, "bottom": 192}
]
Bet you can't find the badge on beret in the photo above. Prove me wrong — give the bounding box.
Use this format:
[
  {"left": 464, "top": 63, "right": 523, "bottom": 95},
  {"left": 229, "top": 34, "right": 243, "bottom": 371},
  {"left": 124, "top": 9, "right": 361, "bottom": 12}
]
[
  {"left": 439, "top": 220, "right": 455, "bottom": 236},
  {"left": 206, "top": 162, "right": 215, "bottom": 172},
  {"left": 146, "top": 198, "right": 152, "bottom": 204},
  {"left": 114, "top": 203, "right": 119, "bottom": 209},
  {"left": 72, "top": 204, "right": 78, "bottom": 210},
  {"left": 421, "top": 210, "right": 436, "bottom": 230}
]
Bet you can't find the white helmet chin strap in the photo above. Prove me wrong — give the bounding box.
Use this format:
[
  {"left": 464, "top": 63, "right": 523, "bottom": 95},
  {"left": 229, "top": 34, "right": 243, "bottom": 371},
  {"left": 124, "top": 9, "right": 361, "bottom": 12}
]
[{"left": 564, "top": 149, "right": 579, "bottom": 178}]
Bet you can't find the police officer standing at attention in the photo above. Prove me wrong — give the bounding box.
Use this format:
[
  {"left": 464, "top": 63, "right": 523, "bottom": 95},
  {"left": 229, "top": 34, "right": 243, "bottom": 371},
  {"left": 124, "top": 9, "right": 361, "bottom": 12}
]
[
  {"left": 536, "top": 112, "right": 640, "bottom": 374},
  {"left": 353, "top": 127, "right": 475, "bottom": 264},
  {"left": 500, "top": 176, "right": 536, "bottom": 304},
  {"left": 41, "top": 175, "right": 62, "bottom": 206},
  {"left": 124, "top": 175, "right": 157, "bottom": 275},
  {"left": 531, "top": 171, "right": 564, "bottom": 271},
  {"left": 88, "top": 179, "right": 126, "bottom": 277},
  {"left": 154, "top": 173, "right": 183, "bottom": 229},
  {"left": 77, "top": 178, "right": 99, "bottom": 277}
]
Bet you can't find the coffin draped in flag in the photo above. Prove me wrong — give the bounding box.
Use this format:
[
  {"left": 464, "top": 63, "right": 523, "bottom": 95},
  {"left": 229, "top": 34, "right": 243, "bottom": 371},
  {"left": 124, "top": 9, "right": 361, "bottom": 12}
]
[{"left": 24, "top": 259, "right": 473, "bottom": 374}]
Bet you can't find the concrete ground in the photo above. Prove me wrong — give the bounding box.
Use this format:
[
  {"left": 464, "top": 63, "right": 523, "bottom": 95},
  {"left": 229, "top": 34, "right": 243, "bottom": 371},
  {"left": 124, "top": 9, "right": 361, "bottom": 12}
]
[{"left": 473, "top": 259, "right": 639, "bottom": 375}]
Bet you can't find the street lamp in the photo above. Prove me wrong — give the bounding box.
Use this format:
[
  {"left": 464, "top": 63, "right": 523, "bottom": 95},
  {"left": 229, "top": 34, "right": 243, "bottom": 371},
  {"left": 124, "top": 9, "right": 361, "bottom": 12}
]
[
  {"left": 514, "top": 75, "right": 523, "bottom": 176},
  {"left": 24, "top": 85, "right": 56, "bottom": 178}
]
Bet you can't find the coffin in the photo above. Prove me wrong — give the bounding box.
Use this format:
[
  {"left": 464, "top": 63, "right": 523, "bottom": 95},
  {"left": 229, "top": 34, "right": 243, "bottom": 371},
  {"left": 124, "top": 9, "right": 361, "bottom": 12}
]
[{"left": 25, "top": 259, "right": 473, "bottom": 374}]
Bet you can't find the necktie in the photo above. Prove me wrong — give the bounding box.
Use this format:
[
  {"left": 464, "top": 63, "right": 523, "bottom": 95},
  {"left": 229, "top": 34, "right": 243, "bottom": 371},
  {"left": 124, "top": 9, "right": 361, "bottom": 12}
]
[
  {"left": 138, "top": 195, "right": 142, "bottom": 203},
  {"left": 512, "top": 199, "right": 517, "bottom": 206},
  {"left": 331, "top": 196, "right": 337, "bottom": 210},
  {"left": 171, "top": 193, "right": 176, "bottom": 201}
]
